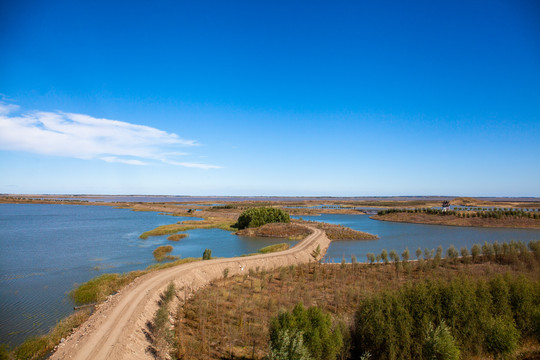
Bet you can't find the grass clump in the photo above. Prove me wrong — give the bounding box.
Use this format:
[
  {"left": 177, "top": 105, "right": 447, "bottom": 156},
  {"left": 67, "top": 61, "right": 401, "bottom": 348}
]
[
  {"left": 258, "top": 243, "right": 290, "bottom": 254},
  {"left": 153, "top": 245, "right": 178, "bottom": 262},
  {"left": 140, "top": 218, "right": 236, "bottom": 239},
  {"left": 70, "top": 272, "right": 143, "bottom": 305},
  {"left": 168, "top": 233, "right": 188, "bottom": 241}
]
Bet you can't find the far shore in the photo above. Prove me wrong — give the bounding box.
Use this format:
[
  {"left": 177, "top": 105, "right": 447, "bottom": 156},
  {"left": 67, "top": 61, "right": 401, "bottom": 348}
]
[{"left": 372, "top": 212, "right": 540, "bottom": 230}]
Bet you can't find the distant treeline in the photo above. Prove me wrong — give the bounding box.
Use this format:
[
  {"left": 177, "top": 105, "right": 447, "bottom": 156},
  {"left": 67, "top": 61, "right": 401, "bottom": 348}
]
[{"left": 377, "top": 208, "right": 540, "bottom": 219}]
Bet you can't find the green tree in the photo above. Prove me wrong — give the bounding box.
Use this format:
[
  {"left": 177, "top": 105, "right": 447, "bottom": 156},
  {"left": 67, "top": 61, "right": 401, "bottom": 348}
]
[
  {"left": 423, "top": 321, "right": 461, "bottom": 360},
  {"left": 471, "top": 244, "right": 481, "bottom": 262},
  {"left": 202, "top": 248, "right": 212, "bottom": 260},
  {"left": 381, "top": 249, "right": 389, "bottom": 264},
  {"left": 235, "top": 207, "right": 290, "bottom": 229},
  {"left": 268, "top": 329, "right": 313, "bottom": 360},
  {"left": 484, "top": 317, "right": 519, "bottom": 360},
  {"left": 269, "top": 303, "right": 344, "bottom": 360}
]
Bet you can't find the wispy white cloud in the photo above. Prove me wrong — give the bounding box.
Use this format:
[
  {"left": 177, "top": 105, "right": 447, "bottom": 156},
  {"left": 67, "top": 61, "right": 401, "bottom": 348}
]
[
  {"left": 163, "top": 160, "right": 222, "bottom": 169},
  {"left": 0, "top": 101, "right": 221, "bottom": 169}
]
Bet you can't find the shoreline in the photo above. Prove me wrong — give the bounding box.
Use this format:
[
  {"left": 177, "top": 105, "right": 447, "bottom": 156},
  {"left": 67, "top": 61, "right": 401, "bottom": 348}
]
[{"left": 371, "top": 213, "right": 540, "bottom": 230}]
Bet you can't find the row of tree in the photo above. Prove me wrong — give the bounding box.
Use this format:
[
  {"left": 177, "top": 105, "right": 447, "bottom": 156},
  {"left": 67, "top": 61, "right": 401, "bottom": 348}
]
[
  {"left": 365, "top": 240, "right": 540, "bottom": 267},
  {"left": 377, "top": 207, "right": 540, "bottom": 219}
]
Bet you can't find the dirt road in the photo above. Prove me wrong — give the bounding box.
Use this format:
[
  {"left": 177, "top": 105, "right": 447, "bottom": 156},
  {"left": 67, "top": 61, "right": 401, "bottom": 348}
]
[{"left": 50, "top": 226, "right": 330, "bottom": 360}]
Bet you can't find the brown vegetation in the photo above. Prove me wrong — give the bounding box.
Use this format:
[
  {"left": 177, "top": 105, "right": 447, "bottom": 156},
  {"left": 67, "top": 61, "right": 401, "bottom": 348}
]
[
  {"left": 153, "top": 245, "right": 178, "bottom": 262},
  {"left": 140, "top": 217, "right": 236, "bottom": 239},
  {"left": 372, "top": 212, "right": 540, "bottom": 229},
  {"left": 297, "top": 220, "right": 378, "bottom": 240},
  {"left": 235, "top": 222, "right": 312, "bottom": 240},
  {"left": 168, "top": 233, "right": 188, "bottom": 241}
]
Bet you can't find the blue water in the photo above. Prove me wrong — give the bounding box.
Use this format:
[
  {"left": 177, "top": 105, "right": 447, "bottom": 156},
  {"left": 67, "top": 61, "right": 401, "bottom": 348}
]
[
  {"left": 0, "top": 204, "right": 288, "bottom": 346},
  {"left": 294, "top": 214, "right": 540, "bottom": 263}
]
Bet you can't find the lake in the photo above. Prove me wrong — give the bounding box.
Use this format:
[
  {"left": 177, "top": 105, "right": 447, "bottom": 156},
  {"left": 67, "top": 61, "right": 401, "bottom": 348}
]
[
  {"left": 294, "top": 214, "right": 540, "bottom": 263},
  {"left": 0, "top": 204, "right": 289, "bottom": 346}
]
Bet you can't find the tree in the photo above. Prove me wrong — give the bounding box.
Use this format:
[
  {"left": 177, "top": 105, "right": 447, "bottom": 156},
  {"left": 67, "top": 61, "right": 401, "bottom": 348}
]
[
  {"left": 381, "top": 249, "right": 389, "bottom": 264},
  {"left": 268, "top": 329, "right": 313, "bottom": 360},
  {"left": 446, "top": 245, "right": 459, "bottom": 264},
  {"left": 269, "top": 303, "right": 344, "bottom": 360},
  {"left": 235, "top": 207, "right": 290, "bottom": 229},
  {"left": 202, "top": 248, "right": 212, "bottom": 260},
  {"left": 402, "top": 248, "right": 410, "bottom": 262},
  {"left": 423, "top": 321, "right": 461, "bottom": 360},
  {"left": 471, "top": 244, "right": 481, "bottom": 262},
  {"left": 484, "top": 317, "right": 519, "bottom": 360}
]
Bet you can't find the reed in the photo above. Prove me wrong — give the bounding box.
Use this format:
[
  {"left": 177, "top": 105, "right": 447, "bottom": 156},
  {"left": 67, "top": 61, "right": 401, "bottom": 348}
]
[
  {"left": 258, "top": 243, "right": 290, "bottom": 254},
  {"left": 168, "top": 233, "right": 188, "bottom": 241}
]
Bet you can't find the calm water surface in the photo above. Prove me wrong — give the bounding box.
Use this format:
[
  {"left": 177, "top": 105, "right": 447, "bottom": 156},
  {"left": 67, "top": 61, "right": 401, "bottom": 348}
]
[
  {"left": 0, "top": 204, "right": 288, "bottom": 346},
  {"left": 295, "top": 214, "right": 540, "bottom": 263}
]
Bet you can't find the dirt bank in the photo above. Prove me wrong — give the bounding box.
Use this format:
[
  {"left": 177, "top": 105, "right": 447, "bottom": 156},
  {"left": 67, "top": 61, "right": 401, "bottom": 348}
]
[{"left": 50, "top": 226, "right": 330, "bottom": 360}]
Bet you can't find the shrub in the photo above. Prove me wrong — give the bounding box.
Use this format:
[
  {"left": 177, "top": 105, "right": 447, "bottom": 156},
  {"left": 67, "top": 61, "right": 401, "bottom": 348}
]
[
  {"left": 268, "top": 329, "right": 313, "bottom": 360},
  {"left": 484, "top": 317, "right": 519, "bottom": 359},
  {"left": 381, "top": 249, "right": 389, "bottom": 264},
  {"left": 423, "top": 321, "right": 460, "bottom": 360},
  {"left": 235, "top": 207, "right": 290, "bottom": 229},
  {"left": 269, "top": 303, "right": 344, "bottom": 360},
  {"left": 471, "top": 244, "right": 481, "bottom": 262},
  {"left": 202, "top": 248, "right": 212, "bottom": 260}
]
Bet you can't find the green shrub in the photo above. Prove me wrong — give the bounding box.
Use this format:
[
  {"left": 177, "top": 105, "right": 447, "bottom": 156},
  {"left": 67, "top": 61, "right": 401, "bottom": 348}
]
[
  {"left": 268, "top": 329, "right": 313, "bottom": 360},
  {"left": 269, "top": 303, "right": 344, "bottom": 360},
  {"left": 202, "top": 248, "right": 212, "bottom": 260},
  {"left": 235, "top": 207, "right": 290, "bottom": 229},
  {"left": 423, "top": 321, "right": 460, "bottom": 360},
  {"left": 484, "top": 316, "right": 519, "bottom": 359}
]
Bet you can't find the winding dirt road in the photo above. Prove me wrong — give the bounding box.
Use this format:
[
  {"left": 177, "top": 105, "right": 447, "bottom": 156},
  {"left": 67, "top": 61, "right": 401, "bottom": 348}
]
[{"left": 50, "top": 226, "right": 330, "bottom": 360}]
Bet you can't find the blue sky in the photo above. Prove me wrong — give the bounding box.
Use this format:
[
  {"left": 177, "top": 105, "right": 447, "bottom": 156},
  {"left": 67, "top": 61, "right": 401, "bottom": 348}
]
[{"left": 1, "top": 0, "right": 539, "bottom": 196}]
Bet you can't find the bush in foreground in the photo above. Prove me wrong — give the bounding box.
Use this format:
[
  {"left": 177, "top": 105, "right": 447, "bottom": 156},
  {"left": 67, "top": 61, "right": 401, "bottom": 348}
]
[
  {"left": 235, "top": 207, "right": 290, "bottom": 230},
  {"left": 269, "top": 303, "right": 343, "bottom": 360}
]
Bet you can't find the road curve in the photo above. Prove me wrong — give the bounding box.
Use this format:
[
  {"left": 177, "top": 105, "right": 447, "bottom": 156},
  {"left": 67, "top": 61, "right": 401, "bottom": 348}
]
[{"left": 50, "top": 226, "right": 330, "bottom": 360}]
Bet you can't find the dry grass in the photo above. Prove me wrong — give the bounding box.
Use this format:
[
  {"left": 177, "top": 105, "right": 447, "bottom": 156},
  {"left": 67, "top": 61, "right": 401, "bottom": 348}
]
[
  {"left": 257, "top": 243, "right": 290, "bottom": 254},
  {"left": 175, "top": 258, "right": 540, "bottom": 360},
  {"left": 297, "top": 220, "right": 378, "bottom": 240},
  {"left": 168, "top": 233, "right": 188, "bottom": 241},
  {"left": 153, "top": 245, "right": 178, "bottom": 262},
  {"left": 235, "top": 222, "right": 312, "bottom": 240},
  {"left": 140, "top": 217, "right": 236, "bottom": 239}
]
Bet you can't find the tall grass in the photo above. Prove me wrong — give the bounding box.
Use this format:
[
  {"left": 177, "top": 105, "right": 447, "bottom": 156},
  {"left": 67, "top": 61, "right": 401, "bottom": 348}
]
[
  {"left": 258, "top": 243, "right": 290, "bottom": 254},
  {"left": 13, "top": 309, "right": 91, "bottom": 360}
]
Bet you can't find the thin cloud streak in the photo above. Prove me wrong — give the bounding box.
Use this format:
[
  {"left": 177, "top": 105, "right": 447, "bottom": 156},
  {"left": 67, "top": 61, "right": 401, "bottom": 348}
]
[{"left": 0, "top": 102, "right": 221, "bottom": 169}]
